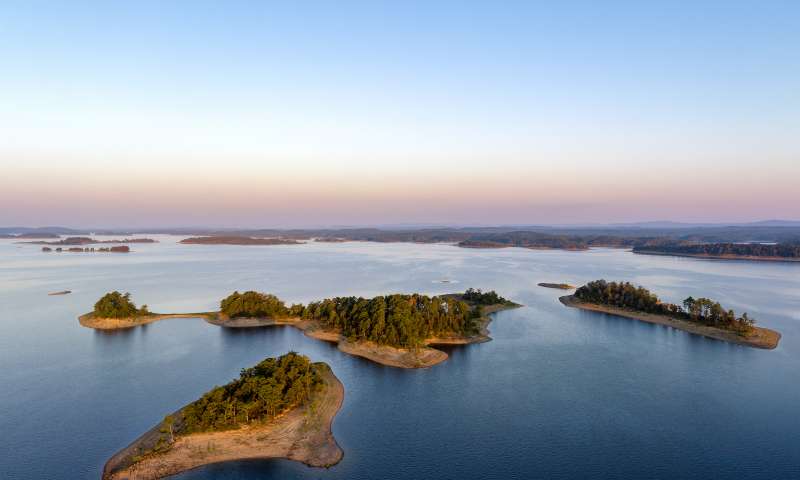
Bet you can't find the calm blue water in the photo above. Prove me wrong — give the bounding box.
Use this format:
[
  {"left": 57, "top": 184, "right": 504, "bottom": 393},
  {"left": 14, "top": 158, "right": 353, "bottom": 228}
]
[{"left": 1, "top": 236, "right": 799, "bottom": 479}]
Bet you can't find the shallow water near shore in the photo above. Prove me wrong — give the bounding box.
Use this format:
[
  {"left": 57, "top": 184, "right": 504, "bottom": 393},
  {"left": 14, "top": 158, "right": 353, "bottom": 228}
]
[{"left": 1, "top": 236, "right": 799, "bottom": 479}]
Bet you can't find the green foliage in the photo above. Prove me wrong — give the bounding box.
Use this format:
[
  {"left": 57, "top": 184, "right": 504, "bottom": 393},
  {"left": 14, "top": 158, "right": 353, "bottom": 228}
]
[
  {"left": 462, "top": 288, "right": 509, "bottom": 305},
  {"left": 575, "top": 280, "right": 756, "bottom": 334},
  {"left": 182, "top": 352, "right": 322, "bottom": 433},
  {"left": 220, "top": 291, "right": 289, "bottom": 318},
  {"left": 93, "top": 291, "right": 148, "bottom": 318},
  {"left": 303, "top": 293, "right": 476, "bottom": 348}
]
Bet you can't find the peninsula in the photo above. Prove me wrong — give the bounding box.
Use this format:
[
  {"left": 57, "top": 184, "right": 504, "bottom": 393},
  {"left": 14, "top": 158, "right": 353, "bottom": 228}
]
[
  {"left": 103, "top": 353, "right": 343, "bottom": 480},
  {"left": 79, "top": 289, "right": 520, "bottom": 368},
  {"left": 560, "top": 280, "right": 780, "bottom": 349},
  {"left": 179, "top": 236, "right": 302, "bottom": 245}
]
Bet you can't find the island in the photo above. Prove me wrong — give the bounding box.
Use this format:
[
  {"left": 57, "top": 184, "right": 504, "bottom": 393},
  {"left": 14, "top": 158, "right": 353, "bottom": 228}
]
[
  {"left": 538, "top": 282, "right": 575, "bottom": 290},
  {"left": 43, "top": 245, "right": 130, "bottom": 253},
  {"left": 26, "top": 236, "right": 155, "bottom": 245},
  {"left": 179, "top": 236, "right": 302, "bottom": 245},
  {"left": 632, "top": 241, "right": 800, "bottom": 262},
  {"left": 79, "top": 288, "right": 521, "bottom": 368},
  {"left": 560, "top": 280, "right": 780, "bottom": 349},
  {"left": 102, "top": 353, "right": 343, "bottom": 480}
]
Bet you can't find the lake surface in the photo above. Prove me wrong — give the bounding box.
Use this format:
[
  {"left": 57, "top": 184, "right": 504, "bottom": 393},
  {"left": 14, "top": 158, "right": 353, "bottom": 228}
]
[{"left": 1, "top": 236, "right": 799, "bottom": 479}]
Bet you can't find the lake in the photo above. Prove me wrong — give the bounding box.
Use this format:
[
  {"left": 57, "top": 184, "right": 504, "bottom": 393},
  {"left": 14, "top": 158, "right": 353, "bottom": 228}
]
[{"left": 1, "top": 236, "right": 798, "bottom": 479}]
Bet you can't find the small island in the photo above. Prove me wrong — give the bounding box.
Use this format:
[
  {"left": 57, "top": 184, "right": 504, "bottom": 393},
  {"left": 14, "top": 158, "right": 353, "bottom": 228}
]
[
  {"left": 179, "top": 236, "right": 302, "bottom": 245},
  {"left": 79, "top": 288, "right": 521, "bottom": 368},
  {"left": 27, "top": 236, "right": 155, "bottom": 246},
  {"left": 538, "top": 282, "right": 575, "bottom": 290},
  {"left": 560, "top": 280, "right": 780, "bottom": 349},
  {"left": 43, "top": 245, "right": 130, "bottom": 253},
  {"left": 103, "top": 353, "right": 343, "bottom": 480},
  {"left": 78, "top": 292, "right": 210, "bottom": 329}
]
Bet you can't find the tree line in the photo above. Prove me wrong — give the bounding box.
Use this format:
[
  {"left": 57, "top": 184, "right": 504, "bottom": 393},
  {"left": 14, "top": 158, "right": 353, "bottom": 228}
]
[
  {"left": 181, "top": 352, "right": 322, "bottom": 433},
  {"left": 634, "top": 241, "right": 800, "bottom": 258},
  {"left": 462, "top": 288, "right": 511, "bottom": 305},
  {"left": 93, "top": 291, "right": 149, "bottom": 318},
  {"left": 301, "top": 293, "right": 477, "bottom": 348},
  {"left": 574, "top": 280, "right": 756, "bottom": 334}
]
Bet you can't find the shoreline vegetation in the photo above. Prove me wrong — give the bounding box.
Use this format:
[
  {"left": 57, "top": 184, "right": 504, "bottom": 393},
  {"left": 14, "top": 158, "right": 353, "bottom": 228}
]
[
  {"left": 79, "top": 289, "right": 521, "bottom": 368},
  {"left": 538, "top": 282, "right": 575, "bottom": 290},
  {"left": 179, "top": 236, "right": 302, "bottom": 245},
  {"left": 103, "top": 353, "right": 344, "bottom": 480},
  {"left": 560, "top": 280, "right": 780, "bottom": 349}
]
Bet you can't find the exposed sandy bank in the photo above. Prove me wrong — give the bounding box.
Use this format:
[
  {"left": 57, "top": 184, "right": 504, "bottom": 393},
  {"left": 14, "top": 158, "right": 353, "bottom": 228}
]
[
  {"left": 103, "top": 366, "right": 344, "bottom": 480},
  {"left": 560, "top": 295, "right": 781, "bottom": 349}
]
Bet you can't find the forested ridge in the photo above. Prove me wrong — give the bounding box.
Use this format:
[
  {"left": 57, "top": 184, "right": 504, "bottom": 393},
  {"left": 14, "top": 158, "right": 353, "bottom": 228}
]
[
  {"left": 574, "top": 280, "right": 756, "bottom": 334},
  {"left": 633, "top": 241, "right": 800, "bottom": 258}
]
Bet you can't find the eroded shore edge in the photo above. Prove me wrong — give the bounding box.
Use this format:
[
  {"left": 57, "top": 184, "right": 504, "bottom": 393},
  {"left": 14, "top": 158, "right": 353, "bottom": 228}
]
[
  {"left": 103, "top": 365, "right": 344, "bottom": 480},
  {"left": 559, "top": 295, "right": 780, "bottom": 349}
]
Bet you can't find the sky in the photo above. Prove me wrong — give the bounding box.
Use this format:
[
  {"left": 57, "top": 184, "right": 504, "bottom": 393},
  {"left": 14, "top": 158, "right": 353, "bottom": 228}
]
[{"left": 1, "top": 1, "right": 798, "bottom": 228}]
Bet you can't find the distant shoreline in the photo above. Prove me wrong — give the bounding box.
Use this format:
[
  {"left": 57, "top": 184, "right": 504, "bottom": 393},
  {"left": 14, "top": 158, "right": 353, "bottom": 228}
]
[
  {"left": 103, "top": 365, "right": 344, "bottom": 480},
  {"left": 179, "top": 236, "right": 301, "bottom": 246},
  {"left": 633, "top": 249, "right": 800, "bottom": 263},
  {"left": 559, "top": 295, "right": 781, "bottom": 349},
  {"left": 78, "top": 298, "right": 521, "bottom": 368}
]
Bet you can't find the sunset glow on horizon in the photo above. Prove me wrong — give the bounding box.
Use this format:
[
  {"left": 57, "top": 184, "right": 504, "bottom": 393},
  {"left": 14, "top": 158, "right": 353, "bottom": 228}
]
[{"left": 2, "top": 2, "right": 798, "bottom": 228}]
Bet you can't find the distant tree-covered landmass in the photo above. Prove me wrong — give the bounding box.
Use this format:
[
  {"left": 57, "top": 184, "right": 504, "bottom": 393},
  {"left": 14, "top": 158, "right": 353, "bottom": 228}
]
[
  {"left": 182, "top": 352, "right": 322, "bottom": 433},
  {"left": 633, "top": 241, "right": 800, "bottom": 259},
  {"left": 220, "top": 291, "right": 290, "bottom": 318},
  {"left": 94, "top": 291, "right": 149, "bottom": 318},
  {"left": 574, "top": 280, "right": 755, "bottom": 334}
]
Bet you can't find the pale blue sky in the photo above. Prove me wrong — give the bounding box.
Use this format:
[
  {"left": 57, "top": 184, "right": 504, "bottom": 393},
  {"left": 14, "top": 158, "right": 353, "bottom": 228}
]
[{"left": 1, "top": 1, "right": 798, "bottom": 227}]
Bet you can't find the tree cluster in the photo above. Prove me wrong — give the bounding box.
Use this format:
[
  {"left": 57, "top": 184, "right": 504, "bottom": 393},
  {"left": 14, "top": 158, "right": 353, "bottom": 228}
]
[
  {"left": 220, "top": 291, "right": 290, "bottom": 318},
  {"left": 300, "top": 293, "right": 476, "bottom": 348},
  {"left": 181, "top": 352, "right": 322, "bottom": 433},
  {"left": 93, "top": 291, "right": 149, "bottom": 318},
  {"left": 462, "top": 288, "right": 509, "bottom": 305},
  {"left": 574, "top": 280, "right": 756, "bottom": 334}
]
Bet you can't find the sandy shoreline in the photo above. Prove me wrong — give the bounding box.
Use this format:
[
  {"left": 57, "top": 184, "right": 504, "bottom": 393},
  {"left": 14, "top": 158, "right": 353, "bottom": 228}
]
[
  {"left": 104, "top": 365, "right": 344, "bottom": 480},
  {"left": 559, "top": 295, "right": 781, "bottom": 349},
  {"left": 79, "top": 300, "right": 520, "bottom": 368}
]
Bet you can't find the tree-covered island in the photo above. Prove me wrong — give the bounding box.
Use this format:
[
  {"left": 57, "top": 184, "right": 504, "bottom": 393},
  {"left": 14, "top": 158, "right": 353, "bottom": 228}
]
[
  {"left": 102, "top": 353, "right": 343, "bottom": 480},
  {"left": 561, "top": 280, "right": 780, "bottom": 349},
  {"left": 80, "top": 289, "right": 521, "bottom": 368}
]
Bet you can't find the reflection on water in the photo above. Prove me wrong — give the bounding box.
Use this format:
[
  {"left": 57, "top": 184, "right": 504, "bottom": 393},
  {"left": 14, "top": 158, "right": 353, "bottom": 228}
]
[{"left": 0, "top": 236, "right": 799, "bottom": 480}]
